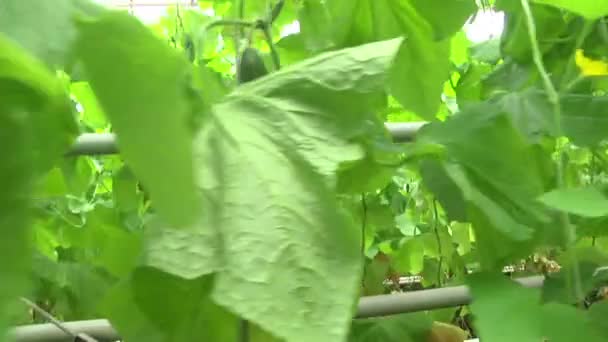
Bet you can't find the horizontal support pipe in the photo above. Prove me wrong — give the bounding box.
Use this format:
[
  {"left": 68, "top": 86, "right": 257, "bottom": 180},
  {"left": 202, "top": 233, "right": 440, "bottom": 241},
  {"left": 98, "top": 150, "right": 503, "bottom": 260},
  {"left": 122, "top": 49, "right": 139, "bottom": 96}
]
[
  {"left": 65, "top": 122, "right": 427, "bottom": 156},
  {"left": 356, "top": 275, "right": 544, "bottom": 319},
  {"left": 8, "top": 275, "right": 543, "bottom": 342}
]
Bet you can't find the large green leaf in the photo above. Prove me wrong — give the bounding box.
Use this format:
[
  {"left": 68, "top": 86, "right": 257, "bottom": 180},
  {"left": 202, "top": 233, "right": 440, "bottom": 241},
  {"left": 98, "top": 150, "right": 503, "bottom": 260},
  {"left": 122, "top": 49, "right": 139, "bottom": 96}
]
[
  {"left": 416, "top": 104, "right": 554, "bottom": 267},
  {"left": 468, "top": 272, "right": 543, "bottom": 342},
  {"left": 540, "top": 303, "right": 605, "bottom": 342},
  {"left": 418, "top": 103, "right": 546, "bottom": 211},
  {"left": 71, "top": 82, "right": 108, "bottom": 131},
  {"left": 75, "top": 11, "right": 200, "bottom": 228},
  {"left": 499, "top": 2, "right": 568, "bottom": 64},
  {"left": 419, "top": 158, "right": 467, "bottom": 222},
  {"left": 468, "top": 272, "right": 605, "bottom": 342},
  {"left": 141, "top": 215, "right": 220, "bottom": 280},
  {"left": 0, "top": 0, "right": 103, "bottom": 68},
  {"left": 31, "top": 255, "right": 113, "bottom": 320},
  {"left": 409, "top": 0, "right": 477, "bottom": 40},
  {"left": 534, "top": 0, "right": 608, "bottom": 19},
  {"left": 101, "top": 270, "right": 237, "bottom": 342},
  {"left": 298, "top": 0, "right": 334, "bottom": 52},
  {"left": 189, "top": 38, "right": 404, "bottom": 342},
  {"left": 328, "top": 0, "right": 451, "bottom": 120},
  {"left": 561, "top": 95, "right": 608, "bottom": 147},
  {"left": 494, "top": 90, "right": 608, "bottom": 146},
  {"left": 82, "top": 205, "right": 143, "bottom": 277},
  {"left": 0, "top": 34, "right": 76, "bottom": 335}
]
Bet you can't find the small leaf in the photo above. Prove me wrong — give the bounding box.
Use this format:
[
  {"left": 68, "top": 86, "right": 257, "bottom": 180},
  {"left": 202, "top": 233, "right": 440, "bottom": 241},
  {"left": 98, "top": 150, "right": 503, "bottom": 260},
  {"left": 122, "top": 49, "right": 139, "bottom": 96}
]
[
  {"left": 393, "top": 237, "right": 424, "bottom": 274},
  {"left": 561, "top": 94, "right": 608, "bottom": 147},
  {"left": 113, "top": 166, "right": 141, "bottom": 213},
  {"left": 410, "top": 0, "right": 477, "bottom": 40},
  {"left": 452, "top": 222, "right": 472, "bottom": 255},
  {"left": 71, "top": 82, "right": 108, "bottom": 130},
  {"left": 75, "top": 11, "right": 200, "bottom": 227},
  {"left": 328, "top": 0, "right": 451, "bottom": 120},
  {"left": 363, "top": 255, "right": 391, "bottom": 296},
  {"left": 538, "top": 187, "right": 608, "bottom": 218},
  {"left": 298, "top": 0, "right": 334, "bottom": 51}
]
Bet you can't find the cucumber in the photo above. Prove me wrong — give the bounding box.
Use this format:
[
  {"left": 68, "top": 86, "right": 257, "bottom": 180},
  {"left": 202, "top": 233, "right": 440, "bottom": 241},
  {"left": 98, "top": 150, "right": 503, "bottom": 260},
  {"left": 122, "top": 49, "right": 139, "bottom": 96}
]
[{"left": 237, "top": 47, "right": 268, "bottom": 84}]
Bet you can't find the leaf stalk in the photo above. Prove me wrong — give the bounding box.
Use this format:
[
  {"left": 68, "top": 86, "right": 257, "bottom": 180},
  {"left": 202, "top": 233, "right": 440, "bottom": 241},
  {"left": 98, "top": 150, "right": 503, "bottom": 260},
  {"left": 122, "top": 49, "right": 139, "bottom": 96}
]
[{"left": 519, "top": 0, "right": 583, "bottom": 303}]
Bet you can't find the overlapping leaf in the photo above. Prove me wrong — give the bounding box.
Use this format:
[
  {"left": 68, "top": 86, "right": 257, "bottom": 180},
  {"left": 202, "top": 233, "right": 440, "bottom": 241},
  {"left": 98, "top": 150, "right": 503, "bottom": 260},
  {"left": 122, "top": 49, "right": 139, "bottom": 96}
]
[
  {"left": 0, "top": 34, "right": 76, "bottom": 336},
  {"left": 195, "top": 38, "right": 403, "bottom": 342},
  {"left": 416, "top": 103, "right": 553, "bottom": 267},
  {"left": 0, "top": 0, "right": 103, "bottom": 68},
  {"left": 326, "top": 0, "right": 451, "bottom": 120},
  {"left": 348, "top": 313, "right": 432, "bottom": 342},
  {"left": 409, "top": 0, "right": 477, "bottom": 40},
  {"left": 100, "top": 270, "right": 237, "bottom": 342},
  {"left": 75, "top": 11, "right": 200, "bottom": 228},
  {"left": 534, "top": 0, "right": 608, "bottom": 19},
  {"left": 539, "top": 187, "right": 608, "bottom": 218},
  {"left": 468, "top": 272, "right": 606, "bottom": 342},
  {"left": 135, "top": 38, "right": 405, "bottom": 342}
]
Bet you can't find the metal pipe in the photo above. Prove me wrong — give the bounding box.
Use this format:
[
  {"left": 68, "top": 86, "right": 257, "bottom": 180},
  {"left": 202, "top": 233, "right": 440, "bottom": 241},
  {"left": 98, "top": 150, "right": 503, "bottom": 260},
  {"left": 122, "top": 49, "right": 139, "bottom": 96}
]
[
  {"left": 8, "top": 319, "right": 119, "bottom": 342},
  {"left": 8, "top": 275, "right": 543, "bottom": 342},
  {"left": 356, "top": 275, "right": 545, "bottom": 319},
  {"left": 64, "top": 122, "right": 427, "bottom": 156}
]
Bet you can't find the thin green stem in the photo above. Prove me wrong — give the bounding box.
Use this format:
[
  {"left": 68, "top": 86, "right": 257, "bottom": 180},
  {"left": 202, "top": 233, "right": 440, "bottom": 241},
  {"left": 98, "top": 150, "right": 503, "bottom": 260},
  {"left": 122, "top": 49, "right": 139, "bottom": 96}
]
[
  {"left": 558, "top": 21, "right": 593, "bottom": 92},
  {"left": 205, "top": 19, "right": 255, "bottom": 32},
  {"left": 261, "top": 23, "right": 281, "bottom": 70},
  {"left": 590, "top": 151, "right": 597, "bottom": 246},
  {"left": 432, "top": 199, "right": 443, "bottom": 287},
  {"left": 238, "top": 319, "right": 250, "bottom": 342},
  {"left": 361, "top": 194, "right": 368, "bottom": 288},
  {"left": 520, "top": 0, "right": 583, "bottom": 303},
  {"left": 233, "top": 0, "right": 248, "bottom": 84},
  {"left": 361, "top": 194, "right": 368, "bottom": 259}
]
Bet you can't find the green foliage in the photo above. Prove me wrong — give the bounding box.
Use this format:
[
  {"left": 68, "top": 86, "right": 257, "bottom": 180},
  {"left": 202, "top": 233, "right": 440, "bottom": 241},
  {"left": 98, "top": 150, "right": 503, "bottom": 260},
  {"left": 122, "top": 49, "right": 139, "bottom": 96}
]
[
  {"left": 539, "top": 187, "right": 608, "bottom": 217},
  {"left": 324, "top": 0, "right": 451, "bottom": 120},
  {"left": 75, "top": 11, "right": 200, "bottom": 228},
  {"left": 534, "top": 0, "right": 608, "bottom": 19},
  {"left": 349, "top": 313, "right": 432, "bottom": 342},
  {"left": 191, "top": 38, "right": 403, "bottom": 342},
  {"left": 468, "top": 272, "right": 606, "bottom": 342},
  {"left": 3, "top": 0, "right": 608, "bottom": 341}
]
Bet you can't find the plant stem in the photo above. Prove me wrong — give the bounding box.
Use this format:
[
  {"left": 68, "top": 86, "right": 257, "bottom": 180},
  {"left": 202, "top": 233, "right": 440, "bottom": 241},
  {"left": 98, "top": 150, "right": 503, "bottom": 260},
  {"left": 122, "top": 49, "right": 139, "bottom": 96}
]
[
  {"left": 558, "top": 20, "right": 593, "bottom": 92},
  {"left": 361, "top": 194, "right": 368, "bottom": 288},
  {"left": 234, "top": 0, "right": 247, "bottom": 83},
  {"left": 520, "top": 0, "right": 583, "bottom": 303},
  {"left": 205, "top": 19, "right": 254, "bottom": 32},
  {"left": 361, "top": 194, "right": 368, "bottom": 259},
  {"left": 590, "top": 151, "right": 596, "bottom": 246},
  {"left": 239, "top": 319, "right": 250, "bottom": 342},
  {"left": 432, "top": 199, "right": 443, "bottom": 287},
  {"left": 261, "top": 24, "right": 281, "bottom": 70}
]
